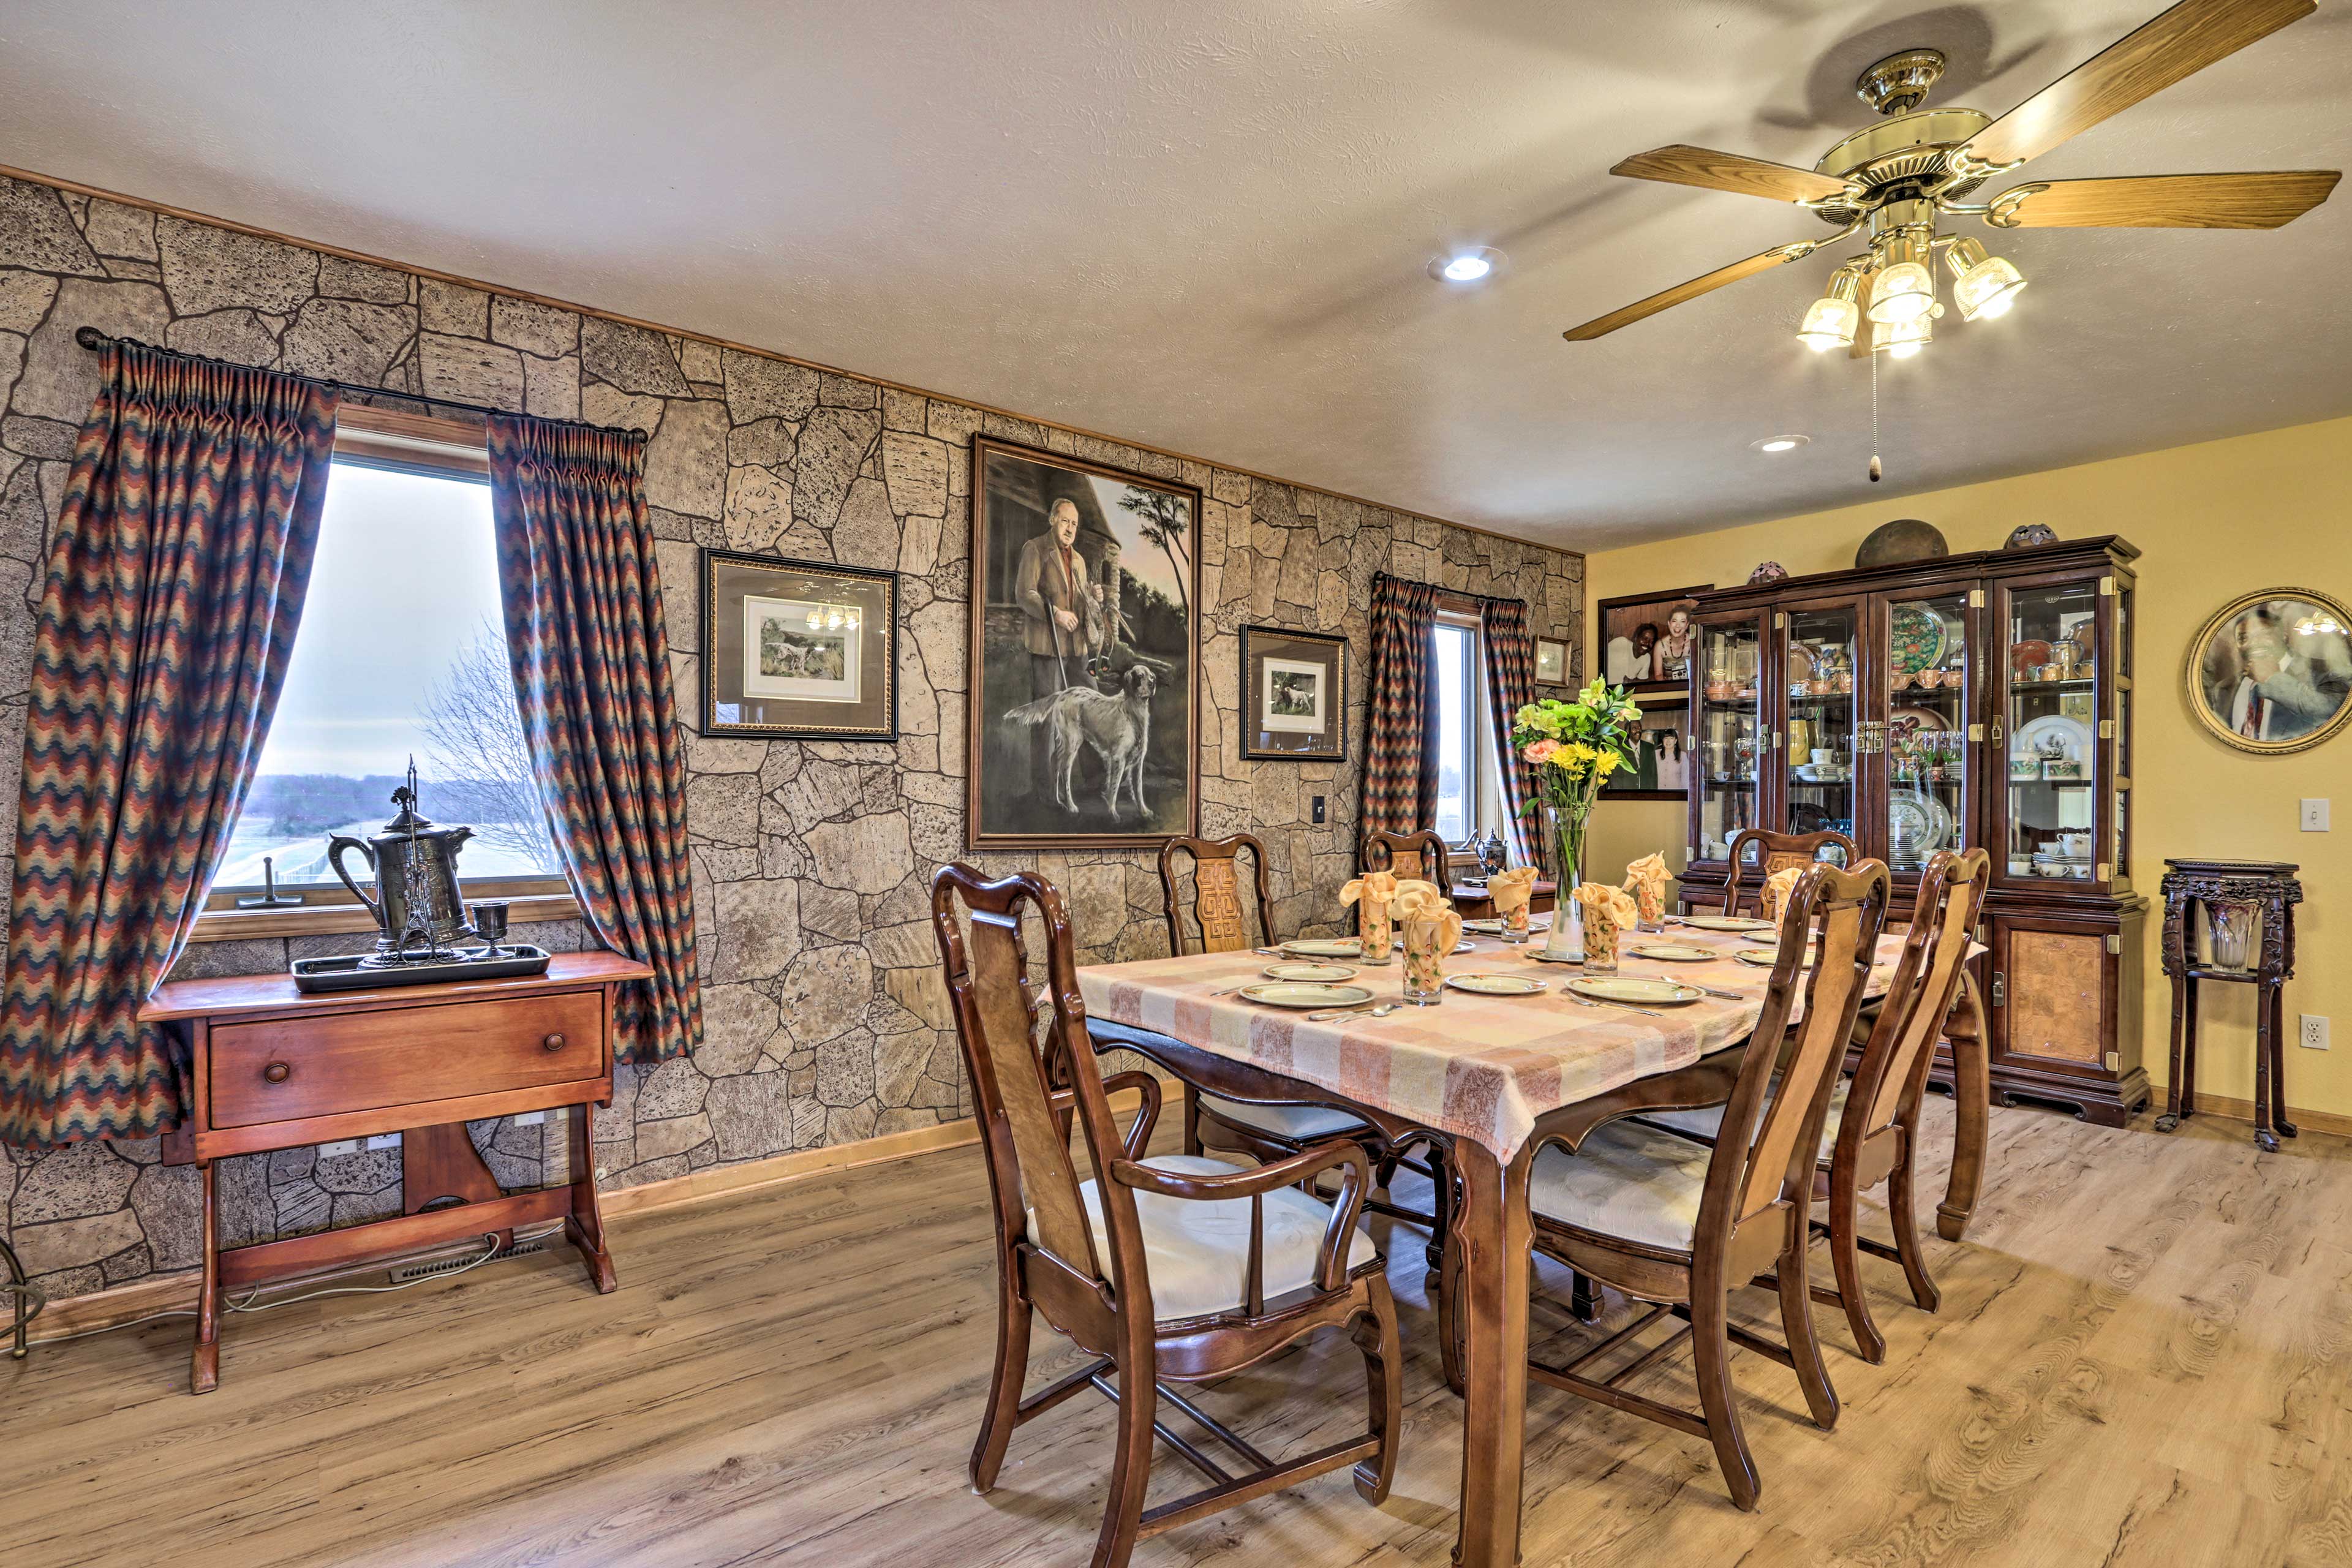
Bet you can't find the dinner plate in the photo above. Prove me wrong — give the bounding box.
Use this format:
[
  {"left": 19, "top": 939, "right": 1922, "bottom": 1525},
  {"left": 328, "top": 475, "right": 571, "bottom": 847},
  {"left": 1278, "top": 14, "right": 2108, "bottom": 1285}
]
[
  {"left": 1680, "top": 915, "right": 1772, "bottom": 933},
  {"left": 1625, "top": 943, "right": 1719, "bottom": 962},
  {"left": 1261, "top": 962, "right": 1358, "bottom": 982},
  {"left": 1281, "top": 938, "right": 1362, "bottom": 958},
  {"left": 1734, "top": 948, "right": 1814, "bottom": 968},
  {"left": 1461, "top": 918, "right": 1504, "bottom": 934},
  {"left": 1566, "top": 976, "right": 1703, "bottom": 1006},
  {"left": 1237, "top": 982, "right": 1374, "bottom": 1009},
  {"left": 1443, "top": 973, "right": 1545, "bottom": 997}
]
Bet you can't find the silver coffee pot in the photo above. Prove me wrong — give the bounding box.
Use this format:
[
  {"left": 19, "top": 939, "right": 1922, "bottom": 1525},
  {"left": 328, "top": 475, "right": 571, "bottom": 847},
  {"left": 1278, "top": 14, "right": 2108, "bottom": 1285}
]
[{"left": 329, "top": 785, "right": 476, "bottom": 957}]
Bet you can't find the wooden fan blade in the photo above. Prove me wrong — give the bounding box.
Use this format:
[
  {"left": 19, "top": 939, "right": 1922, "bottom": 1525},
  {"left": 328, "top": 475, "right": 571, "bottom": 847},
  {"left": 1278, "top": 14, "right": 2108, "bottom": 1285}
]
[
  {"left": 1964, "top": 0, "right": 2315, "bottom": 169},
  {"left": 1611, "top": 145, "right": 1850, "bottom": 204},
  {"left": 1562, "top": 244, "right": 1813, "bottom": 341},
  {"left": 1992, "top": 170, "right": 2340, "bottom": 227}
]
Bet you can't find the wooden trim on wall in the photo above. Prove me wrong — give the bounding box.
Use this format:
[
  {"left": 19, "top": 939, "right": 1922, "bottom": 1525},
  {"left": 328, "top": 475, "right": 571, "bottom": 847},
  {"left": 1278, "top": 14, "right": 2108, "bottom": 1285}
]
[
  {"left": 2185, "top": 1090, "right": 2352, "bottom": 1140},
  {"left": 187, "top": 892, "right": 582, "bottom": 944},
  {"left": 0, "top": 161, "right": 1574, "bottom": 562}
]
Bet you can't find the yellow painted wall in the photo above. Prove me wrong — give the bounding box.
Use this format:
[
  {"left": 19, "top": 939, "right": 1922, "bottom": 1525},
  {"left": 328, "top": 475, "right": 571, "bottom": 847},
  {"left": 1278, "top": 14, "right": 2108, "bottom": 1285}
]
[{"left": 1586, "top": 415, "right": 2352, "bottom": 1118}]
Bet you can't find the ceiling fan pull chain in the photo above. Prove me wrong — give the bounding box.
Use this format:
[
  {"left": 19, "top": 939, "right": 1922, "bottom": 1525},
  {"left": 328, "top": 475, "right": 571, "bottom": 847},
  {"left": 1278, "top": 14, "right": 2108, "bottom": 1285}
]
[{"left": 1868, "top": 351, "right": 1883, "bottom": 483}]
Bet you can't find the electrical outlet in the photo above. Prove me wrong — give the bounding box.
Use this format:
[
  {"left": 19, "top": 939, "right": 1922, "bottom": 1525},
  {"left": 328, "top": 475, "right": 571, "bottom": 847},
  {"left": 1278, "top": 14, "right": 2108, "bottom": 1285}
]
[
  {"left": 365, "top": 1132, "right": 402, "bottom": 1152},
  {"left": 318, "top": 1139, "right": 361, "bottom": 1159},
  {"left": 2301, "top": 1014, "right": 2329, "bottom": 1050},
  {"left": 2301, "top": 798, "right": 2329, "bottom": 832},
  {"left": 512, "top": 1110, "right": 545, "bottom": 1126}
]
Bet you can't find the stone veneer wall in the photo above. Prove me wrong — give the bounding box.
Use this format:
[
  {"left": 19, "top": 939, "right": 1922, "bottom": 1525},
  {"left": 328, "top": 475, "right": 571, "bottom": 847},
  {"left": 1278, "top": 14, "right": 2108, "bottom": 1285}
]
[{"left": 0, "top": 171, "right": 1583, "bottom": 1306}]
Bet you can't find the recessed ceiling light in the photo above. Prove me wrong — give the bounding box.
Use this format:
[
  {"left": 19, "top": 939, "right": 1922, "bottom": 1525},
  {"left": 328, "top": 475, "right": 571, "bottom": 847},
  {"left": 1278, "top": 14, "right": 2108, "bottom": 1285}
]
[
  {"left": 1751, "top": 434, "right": 1811, "bottom": 454},
  {"left": 1430, "top": 247, "right": 1506, "bottom": 284}
]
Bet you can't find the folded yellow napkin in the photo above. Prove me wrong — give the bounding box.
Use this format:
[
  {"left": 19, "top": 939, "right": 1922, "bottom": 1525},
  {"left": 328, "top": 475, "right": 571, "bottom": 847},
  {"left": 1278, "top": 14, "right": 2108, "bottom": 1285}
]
[
  {"left": 1400, "top": 904, "right": 1464, "bottom": 956},
  {"left": 1622, "top": 853, "right": 1672, "bottom": 924},
  {"left": 1484, "top": 866, "right": 1539, "bottom": 914},
  {"left": 1340, "top": 870, "right": 1398, "bottom": 910},
  {"left": 1758, "top": 864, "right": 1808, "bottom": 924},
  {"left": 1386, "top": 880, "right": 1447, "bottom": 921},
  {"left": 1574, "top": 883, "right": 1638, "bottom": 929}
]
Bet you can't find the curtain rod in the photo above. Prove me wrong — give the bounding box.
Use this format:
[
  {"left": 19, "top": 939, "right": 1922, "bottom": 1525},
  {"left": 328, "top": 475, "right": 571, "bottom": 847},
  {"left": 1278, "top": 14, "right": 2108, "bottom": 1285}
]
[
  {"left": 72, "top": 326, "right": 651, "bottom": 440},
  {"left": 1370, "top": 569, "right": 1525, "bottom": 611}
]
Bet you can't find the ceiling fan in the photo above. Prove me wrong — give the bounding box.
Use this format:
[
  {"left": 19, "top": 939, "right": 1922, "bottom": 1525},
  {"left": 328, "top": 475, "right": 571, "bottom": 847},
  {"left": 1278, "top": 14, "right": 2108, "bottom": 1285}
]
[{"left": 1561, "top": 0, "right": 2342, "bottom": 358}]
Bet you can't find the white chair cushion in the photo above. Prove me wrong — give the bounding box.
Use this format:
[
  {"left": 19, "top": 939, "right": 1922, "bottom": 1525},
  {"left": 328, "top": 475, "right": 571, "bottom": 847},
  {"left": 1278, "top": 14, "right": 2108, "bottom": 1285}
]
[
  {"left": 1529, "top": 1121, "right": 1716, "bottom": 1254},
  {"left": 1638, "top": 1075, "right": 1850, "bottom": 1163},
  {"left": 1031, "top": 1155, "right": 1378, "bottom": 1321},
  {"left": 1197, "top": 1092, "right": 1367, "bottom": 1141}
]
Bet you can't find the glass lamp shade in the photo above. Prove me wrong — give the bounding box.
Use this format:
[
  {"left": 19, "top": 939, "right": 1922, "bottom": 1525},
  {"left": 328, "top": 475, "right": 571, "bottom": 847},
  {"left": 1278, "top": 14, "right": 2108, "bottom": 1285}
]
[
  {"left": 1797, "top": 293, "right": 1861, "bottom": 351},
  {"left": 1951, "top": 252, "right": 2027, "bottom": 321},
  {"left": 1875, "top": 313, "right": 1933, "bottom": 358},
  {"left": 1866, "top": 259, "right": 1935, "bottom": 323}
]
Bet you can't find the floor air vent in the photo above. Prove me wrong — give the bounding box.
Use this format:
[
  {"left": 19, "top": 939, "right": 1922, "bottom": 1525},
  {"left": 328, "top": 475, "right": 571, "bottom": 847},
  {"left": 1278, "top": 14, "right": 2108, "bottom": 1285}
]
[{"left": 388, "top": 1237, "right": 546, "bottom": 1285}]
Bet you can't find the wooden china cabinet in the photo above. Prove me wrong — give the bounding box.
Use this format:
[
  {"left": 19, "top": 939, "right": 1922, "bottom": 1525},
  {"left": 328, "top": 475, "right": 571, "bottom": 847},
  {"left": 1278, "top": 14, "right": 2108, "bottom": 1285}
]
[{"left": 1678, "top": 536, "right": 2148, "bottom": 1125}]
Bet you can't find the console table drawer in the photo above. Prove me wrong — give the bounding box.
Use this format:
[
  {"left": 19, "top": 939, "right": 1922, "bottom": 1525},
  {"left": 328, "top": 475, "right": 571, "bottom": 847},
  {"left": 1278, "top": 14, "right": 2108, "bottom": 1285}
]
[{"left": 209, "top": 991, "right": 605, "bottom": 1128}]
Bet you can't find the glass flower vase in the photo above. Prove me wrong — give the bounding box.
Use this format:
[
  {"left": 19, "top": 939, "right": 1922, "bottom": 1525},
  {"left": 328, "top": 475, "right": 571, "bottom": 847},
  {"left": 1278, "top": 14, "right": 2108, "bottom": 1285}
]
[{"left": 1538, "top": 805, "right": 1586, "bottom": 962}]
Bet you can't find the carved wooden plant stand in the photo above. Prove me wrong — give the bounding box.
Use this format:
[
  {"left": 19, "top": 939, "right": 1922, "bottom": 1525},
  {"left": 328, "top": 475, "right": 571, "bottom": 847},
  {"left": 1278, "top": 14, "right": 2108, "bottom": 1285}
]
[{"left": 2156, "top": 859, "right": 2301, "bottom": 1151}]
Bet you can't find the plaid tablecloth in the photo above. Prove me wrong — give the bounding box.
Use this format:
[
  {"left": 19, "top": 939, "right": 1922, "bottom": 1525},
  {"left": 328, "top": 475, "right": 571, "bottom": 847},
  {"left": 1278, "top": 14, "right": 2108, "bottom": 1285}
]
[{"left": 1078, "top": 925, "right": 1912, "bottom": 1161}]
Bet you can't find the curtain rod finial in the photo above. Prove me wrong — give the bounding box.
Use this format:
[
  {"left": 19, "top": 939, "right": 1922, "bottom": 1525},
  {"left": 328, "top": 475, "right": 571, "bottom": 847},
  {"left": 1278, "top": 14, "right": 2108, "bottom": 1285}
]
[{"left": 75, "top": 326, "right": 105, "bottom": 350}]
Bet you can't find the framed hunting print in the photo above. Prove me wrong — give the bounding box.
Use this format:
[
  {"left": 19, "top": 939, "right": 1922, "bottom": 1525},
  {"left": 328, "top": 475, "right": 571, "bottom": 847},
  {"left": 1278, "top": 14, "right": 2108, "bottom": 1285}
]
[
  {"left": 701, "top": 549, "right": 899, "bottom": 740},
  {"left": 967, "top": 438, "right": 1202, "bottom": 848},
  {"left": 1240, "top": 624, "right": 1347, "bottom": 761}
]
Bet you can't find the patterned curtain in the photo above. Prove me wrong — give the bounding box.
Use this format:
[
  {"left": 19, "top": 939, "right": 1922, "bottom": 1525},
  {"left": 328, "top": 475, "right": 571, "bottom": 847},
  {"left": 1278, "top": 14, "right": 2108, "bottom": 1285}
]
[
  {"left": 1360, "top": 574, "right": 1441, "bottom": 849},
  {"left": 488, "top": 415, "right": 703, "bottom": 1065},
  {"left": 1479, "top": 597, "right": 1540, "bottom": 864},
  {"left": 0, "top": 344, "right": 336, "bottom": 1147}
]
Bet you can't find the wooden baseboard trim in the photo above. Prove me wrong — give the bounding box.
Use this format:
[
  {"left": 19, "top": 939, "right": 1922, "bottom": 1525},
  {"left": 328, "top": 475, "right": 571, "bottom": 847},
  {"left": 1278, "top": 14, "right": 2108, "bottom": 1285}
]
[
  {"left": 23, "top": 1089, "right": 1134, "bottom": 1346},
  {"left": 2180, "top": 1090, "right": 2352, "bottom": 1140}
]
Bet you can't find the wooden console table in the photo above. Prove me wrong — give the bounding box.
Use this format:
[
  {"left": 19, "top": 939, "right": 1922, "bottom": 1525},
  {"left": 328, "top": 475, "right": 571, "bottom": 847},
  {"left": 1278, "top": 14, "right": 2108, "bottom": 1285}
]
[{"left": 141, "top": 951, "right": 652, "bottom": 1393}]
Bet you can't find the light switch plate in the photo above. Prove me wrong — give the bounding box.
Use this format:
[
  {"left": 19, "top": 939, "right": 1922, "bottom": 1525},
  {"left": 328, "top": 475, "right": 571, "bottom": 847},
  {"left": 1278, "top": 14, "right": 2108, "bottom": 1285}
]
[
  {"left": 2301, "top": 1014, "right": 2329, "bottom": 1050},
  {"left": 2301, "top": 798, "right": 2329, "bottom": 832},
  {"left": 319, "top": 1139, "right": 361, "bottom": 1159},
  {"left": 513, "top": 1110, "right": 545, "bottom": 1126},
  {"left": 365, "top": 1132, "right": 402, "bottom": 1152}
]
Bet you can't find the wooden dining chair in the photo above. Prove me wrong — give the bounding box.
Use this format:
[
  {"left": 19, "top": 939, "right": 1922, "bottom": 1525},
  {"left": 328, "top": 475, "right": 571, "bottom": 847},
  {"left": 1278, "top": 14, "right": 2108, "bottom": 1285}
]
[
  {"left": 932, "top": 863, "right": 1401, "bottom": 1568},
  {"left": 1158, "top": 834, "right": 1451, "bottom": 1272},
  {"left": 1513, "top": 859, "right": 1891, "bottom": 1511},
  {"left": 1361, "top": 827, "right": 1453, "bottom": 899},
  {"left": 1638, "top": 848, "right": 1989, "bottom": 1363},
  {"left": 1715, "top": 826, "right": 1858, "bottom": 916}
]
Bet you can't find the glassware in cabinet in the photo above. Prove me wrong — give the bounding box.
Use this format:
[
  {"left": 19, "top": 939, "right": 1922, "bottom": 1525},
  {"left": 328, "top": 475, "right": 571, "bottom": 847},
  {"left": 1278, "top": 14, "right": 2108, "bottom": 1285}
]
[
  {"left": 1694, "top": 618, "right": 1763, "bottom": 862},
  {"left": 1781, "top": 602, "right": 1858, "bottom": 854},
  {"left": 1999, "top": 579, "right": 2101, "bottom": 884},
  {"left": 1882, "top": 590, "right": 1972, "bottom": 873}
]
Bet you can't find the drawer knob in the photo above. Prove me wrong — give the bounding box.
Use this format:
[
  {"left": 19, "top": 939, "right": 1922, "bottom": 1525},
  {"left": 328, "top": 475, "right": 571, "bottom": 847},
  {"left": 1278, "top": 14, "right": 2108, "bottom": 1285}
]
[
  {"left": 263, "top": 1061, "right": 291, "bottom": 1084},
  {"left": 542, "top": 1032, "right": 567, "bottom": 1053}
]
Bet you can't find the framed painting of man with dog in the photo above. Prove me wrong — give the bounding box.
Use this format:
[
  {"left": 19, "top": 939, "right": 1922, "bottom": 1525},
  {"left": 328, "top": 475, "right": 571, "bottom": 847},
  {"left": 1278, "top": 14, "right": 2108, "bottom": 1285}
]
[
  {"left": 1240, "top": 624, "right": 1347, "bottom": 761},
  {"left": 968, "top": 438, "right": 1201, "bottom": 848},
  {"left": 701, "top": 549, "right": 899, "bottom": 740}
]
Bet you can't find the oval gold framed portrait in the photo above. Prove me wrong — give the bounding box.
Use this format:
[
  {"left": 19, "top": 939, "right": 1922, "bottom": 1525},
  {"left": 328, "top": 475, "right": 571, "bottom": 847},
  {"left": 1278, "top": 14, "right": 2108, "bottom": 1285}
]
[{"left": 2183, "top": 588, "right": 2352, "bottom": 755}]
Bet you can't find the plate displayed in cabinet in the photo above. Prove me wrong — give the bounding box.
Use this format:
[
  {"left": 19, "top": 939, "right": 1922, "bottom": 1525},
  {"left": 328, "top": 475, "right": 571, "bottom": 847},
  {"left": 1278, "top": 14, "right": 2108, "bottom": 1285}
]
[
  {"left": 1889, "top": 604, "right": 1949, "bottom": 676},
  {"left": 1888, "top": 788, "right": 1954, "bottom": 864},
  {"left": 2014, "top": 714, "right": 2091, "bottom": 772}
]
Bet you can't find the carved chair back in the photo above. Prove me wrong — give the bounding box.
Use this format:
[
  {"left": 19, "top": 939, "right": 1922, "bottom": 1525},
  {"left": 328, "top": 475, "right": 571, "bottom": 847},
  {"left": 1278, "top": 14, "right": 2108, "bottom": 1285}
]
[
  {"left": 1705, "top": 861, "right": 1891, "bottom": 1231},
  {"left": 1722, "top": 827, "right": 1859, "bottom": 916},
  {"left": 1847, "top": 848, "right": 1989, "bottom": 1142},
  {"left": 932, "top": 864, "right": 1147, "bottom": 1311},
  {"left": 1362, "top": 828, "right": 1452, "bottom": 899},
  {"left": 1158, "top": 834, "right": 1276, "bottom": 956}
]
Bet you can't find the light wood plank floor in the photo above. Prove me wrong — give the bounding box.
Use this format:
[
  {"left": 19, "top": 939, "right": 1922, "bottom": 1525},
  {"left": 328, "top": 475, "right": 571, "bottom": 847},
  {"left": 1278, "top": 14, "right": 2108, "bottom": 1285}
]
[{"left": 6, "top": 1096, "right": 2350, "bottom": 1568}]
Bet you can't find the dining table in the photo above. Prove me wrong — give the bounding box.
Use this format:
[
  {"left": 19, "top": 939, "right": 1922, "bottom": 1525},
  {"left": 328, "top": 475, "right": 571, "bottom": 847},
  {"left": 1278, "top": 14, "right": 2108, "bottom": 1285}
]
[{"left": 1077, "top": 919, "right": 1946, "bottom": 1568}]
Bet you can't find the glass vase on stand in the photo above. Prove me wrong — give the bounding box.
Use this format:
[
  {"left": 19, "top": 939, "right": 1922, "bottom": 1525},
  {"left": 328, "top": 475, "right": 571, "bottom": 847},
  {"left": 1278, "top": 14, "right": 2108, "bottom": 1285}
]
[{"left": 1538, "top": 802, "right": 1585, "bottom": 962}]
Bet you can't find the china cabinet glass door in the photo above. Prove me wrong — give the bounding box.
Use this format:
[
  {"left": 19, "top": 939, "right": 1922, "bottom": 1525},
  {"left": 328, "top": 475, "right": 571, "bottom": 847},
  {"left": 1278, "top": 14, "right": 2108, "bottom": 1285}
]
[
  {"left": 1693, "top": 616, "right": 1765, "bottom": 862},
  {"left": 1998, "top": 578, "right": 2102, "bottom": 886},
  {"left": 1881, "top": 589, "right": 1972, "bottom": 875},
  {"left": 1781, "top": 601, "right": 1860, "bottom": 858}
]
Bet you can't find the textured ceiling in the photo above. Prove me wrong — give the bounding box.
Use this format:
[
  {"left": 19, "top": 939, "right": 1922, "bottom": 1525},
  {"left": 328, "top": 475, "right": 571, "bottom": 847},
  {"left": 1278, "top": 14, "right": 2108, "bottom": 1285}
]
[{"left": 2, "top": 1, "right": 2346, "bottom": 550}]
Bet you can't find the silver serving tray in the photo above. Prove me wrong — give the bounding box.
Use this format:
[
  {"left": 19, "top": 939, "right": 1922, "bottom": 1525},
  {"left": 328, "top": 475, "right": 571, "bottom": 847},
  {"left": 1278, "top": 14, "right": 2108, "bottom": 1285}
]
[{"left": 290, "top": 944, "right": 553, "bottom": 994}]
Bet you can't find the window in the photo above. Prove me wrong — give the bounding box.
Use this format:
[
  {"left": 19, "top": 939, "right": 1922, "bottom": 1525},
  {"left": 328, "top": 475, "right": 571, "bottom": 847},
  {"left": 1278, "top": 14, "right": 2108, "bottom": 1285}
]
[
  {"left": 1432, "top": 612, "right": 1506, "bottom": 852},
  {"left": 204, "top": 411, "right": 567, "bottom": 924}
]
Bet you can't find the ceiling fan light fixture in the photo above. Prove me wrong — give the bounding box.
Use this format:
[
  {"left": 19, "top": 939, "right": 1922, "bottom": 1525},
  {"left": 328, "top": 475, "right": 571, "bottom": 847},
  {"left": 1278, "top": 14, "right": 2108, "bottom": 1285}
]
[
  {"left": 1876, "top": 313, "right": 1932, "bottom": 358},
  {"left": 1866, "top": 257, "right": 1934, "bottom": 324},
  {"left": 1946, "top": 237, "right": 2027, "bottom": 322},
  {"left": 1796, "top": 265, "right": 1864, "bottom": 351}
]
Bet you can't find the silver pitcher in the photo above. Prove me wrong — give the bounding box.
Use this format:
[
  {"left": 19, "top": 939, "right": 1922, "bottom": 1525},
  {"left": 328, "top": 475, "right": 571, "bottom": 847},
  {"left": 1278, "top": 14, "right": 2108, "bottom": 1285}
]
[{"left": 329, "top": 786, "right": 476, "bottom": 957}]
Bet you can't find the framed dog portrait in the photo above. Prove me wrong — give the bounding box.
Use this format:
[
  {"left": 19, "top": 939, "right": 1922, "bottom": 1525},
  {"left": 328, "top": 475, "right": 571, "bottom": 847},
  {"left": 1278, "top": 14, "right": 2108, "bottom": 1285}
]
[
  {"left": 701, "top": 550, "right": 898, "bottom": 740},
  {"left": 1240, "top": 625, "right": 1346, "bottom": 761},
  {"left": 967, "top": 439, "right": 1201, "bottom": 848}
]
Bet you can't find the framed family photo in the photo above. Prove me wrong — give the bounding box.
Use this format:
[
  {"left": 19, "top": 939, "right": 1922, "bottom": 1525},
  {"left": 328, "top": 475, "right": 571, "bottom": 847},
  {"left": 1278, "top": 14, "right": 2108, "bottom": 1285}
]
[
  {"left": 967, "top": 438, "right": 1202, "bottom": 848},
  {"left": 700, "top": 549, "right": 899, "bottom": 740},
  {"left": 1240, "top": 625, "right": 1347, "bottom": 761}
]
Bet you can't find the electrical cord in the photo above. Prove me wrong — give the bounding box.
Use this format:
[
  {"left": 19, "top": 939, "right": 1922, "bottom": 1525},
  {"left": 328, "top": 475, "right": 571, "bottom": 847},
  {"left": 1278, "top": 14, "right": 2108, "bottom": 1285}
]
[{"left": 29, "top": 1226, "right": 548, "bottom": 1348}]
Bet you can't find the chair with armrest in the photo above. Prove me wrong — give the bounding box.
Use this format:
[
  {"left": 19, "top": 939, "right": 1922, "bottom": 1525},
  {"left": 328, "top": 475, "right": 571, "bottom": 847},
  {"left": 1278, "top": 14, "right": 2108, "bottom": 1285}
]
[
  {"left": 1512, "top": 859, "right": 1891, "bottom": 1510},
  {"left": 1638, "top": 848, "right": 1988, "bottom": 1362},
  {"left": 933, "top": 862, "right": 1400, "bottom": 1568}
]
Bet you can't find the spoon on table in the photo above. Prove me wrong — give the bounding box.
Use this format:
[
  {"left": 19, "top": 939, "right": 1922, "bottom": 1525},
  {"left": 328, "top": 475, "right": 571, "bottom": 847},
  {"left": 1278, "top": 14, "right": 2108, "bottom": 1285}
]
[{"left": 1306, "top": 1002, "right": 1402, "bottom": 1023}]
